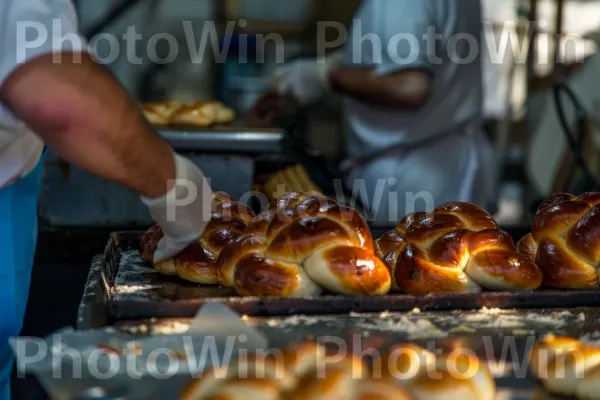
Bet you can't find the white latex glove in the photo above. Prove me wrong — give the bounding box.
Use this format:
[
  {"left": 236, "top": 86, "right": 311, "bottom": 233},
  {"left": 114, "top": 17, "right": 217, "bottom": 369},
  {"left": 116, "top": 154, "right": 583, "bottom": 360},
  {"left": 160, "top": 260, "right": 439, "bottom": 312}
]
[
  {"left": 141, "top": 152, "right": 213, "bottom": 263},
  {"left": 274, "top": 51, "right": 345, "bottom": 105}
]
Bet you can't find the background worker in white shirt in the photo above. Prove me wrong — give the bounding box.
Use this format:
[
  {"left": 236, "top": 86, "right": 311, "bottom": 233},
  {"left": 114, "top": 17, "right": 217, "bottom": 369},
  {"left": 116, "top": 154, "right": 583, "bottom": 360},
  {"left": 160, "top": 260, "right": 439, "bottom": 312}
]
[
  {"left": 0, "top": 1, "right": 212, "bottom": 397},
  {"left": 271, "top": 0, "right": 496, "bottom": 224}
]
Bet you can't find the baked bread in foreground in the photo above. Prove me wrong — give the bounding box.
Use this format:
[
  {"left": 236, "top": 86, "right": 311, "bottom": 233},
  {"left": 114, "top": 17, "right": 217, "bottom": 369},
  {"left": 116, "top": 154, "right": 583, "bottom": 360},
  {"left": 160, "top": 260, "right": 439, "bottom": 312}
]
[
  {"left": 216, "top": 192, "right": 391, "bottom": 297},
  {"left": 179, "top": 341, "right": 495, "bottom": 400},
  {"left": 376, "top": 202, "right": 543, "bottom": 294},
  {"left": 517, "top": 192, "right": 600, "bottom": 289},
  {"left": 140, "top": 192, "right": 255, "bottom": 284}
]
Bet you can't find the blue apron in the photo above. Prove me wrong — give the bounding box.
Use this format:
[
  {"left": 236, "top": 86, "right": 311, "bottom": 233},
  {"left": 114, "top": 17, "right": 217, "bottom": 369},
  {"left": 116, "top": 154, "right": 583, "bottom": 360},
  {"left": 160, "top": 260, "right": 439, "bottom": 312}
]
[{"left": 0, "top": 151, "right": 46, "bottom": 399}]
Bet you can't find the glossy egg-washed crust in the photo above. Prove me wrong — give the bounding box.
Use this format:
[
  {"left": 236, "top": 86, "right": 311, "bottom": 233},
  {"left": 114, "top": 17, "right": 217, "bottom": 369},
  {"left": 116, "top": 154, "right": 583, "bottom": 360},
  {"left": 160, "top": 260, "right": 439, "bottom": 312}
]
[
  {"left": 376, "top": 202, "right": 543, "bottom": 295},
  {"left": 139, "top": 192, "right": 256, "bottom": 284},
  {"left": 215, "top": 192, "right": 391, "bottom": 297},
  {"left": 516, "top": 192, "right": 600, "bottom": 289},
  {"left": 178, "top": 341, "right": 495, "bottom": 400},
  {"left": 529, "top": 334, "right": 600, "bottom": 399}
]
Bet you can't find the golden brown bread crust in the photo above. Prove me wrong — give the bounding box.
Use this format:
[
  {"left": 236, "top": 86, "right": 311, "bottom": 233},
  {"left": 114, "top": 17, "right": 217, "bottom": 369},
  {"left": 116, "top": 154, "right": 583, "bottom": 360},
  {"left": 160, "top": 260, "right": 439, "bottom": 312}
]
[
  {"left": 382, "top": 343, "right": 495, "bottom": 400},
  {"left": 140, "top": 225, "right": 162, "bottom": 262},
  {"left": 170, "top": 103, "right": 216, "bottom": 127},
  {"left": 376, "top": 202, "right": 542, "bottom": 295},
  {"left": 140, "top": 100, "right": 183, "bottom": 125},
  {"left": 179, "top": 341, "right": 493, "bottom": 400},
  {"left": 215, "top": 192, "right": 391, "bottom": 297},
  {"left": 216, "top": 235, "right": 268, "bottom": 289},
  {"left": 380, "top": 343, "right": 437, "bottom": 381},
  {"left": 529, "top": 334, "right": 600, "bottom": 399},
  {"left": 170, "top": 101, "right": 236, "bottom": 126},
  {"left": 529, "top": 334, "right": 583, "bottom": 380},
  {"left": 304, "top": 245, "right": 393, "bottom": 296},
  {"left": 515, "top": 233, "right": 537, "bottom": 265},
  {"left": 179, "top": 354, "right": 295, "bottom": 400},
  {"left": 374, "top": 213, "right": 426, "bottom": 260},
  {"left": 233, "top": 255, "right": 321, "bottom": 297},
  {"left": 213, "top": 102, "right": 236, "bottom": 124},
  {"left": 139, "top": 192, "right": 256, "bottom": 284},
  {"left": 141, "top": 100, "right": 235, "bottom": 127},
  {"left": 517, "top": 192, "right": 600, "bottom": 289}
]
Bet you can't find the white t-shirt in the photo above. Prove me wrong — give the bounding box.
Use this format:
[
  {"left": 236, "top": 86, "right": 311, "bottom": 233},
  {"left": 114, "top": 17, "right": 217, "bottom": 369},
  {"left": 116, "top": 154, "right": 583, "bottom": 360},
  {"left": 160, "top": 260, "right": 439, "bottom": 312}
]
[
  {"left": 344, "top": 0, "right": 484, "bottom": 158},
  {"left": 0, "top": 0, "right": 87, "bottom": 188}
]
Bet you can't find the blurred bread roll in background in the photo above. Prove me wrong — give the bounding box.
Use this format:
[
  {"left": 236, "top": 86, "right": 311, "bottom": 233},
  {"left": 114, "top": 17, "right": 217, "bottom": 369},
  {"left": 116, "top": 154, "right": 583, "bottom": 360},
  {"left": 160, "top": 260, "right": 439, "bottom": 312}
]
[
  {"left": 141, "top": 100, "right": 235, "bottom": 127},
  {"left": 263, "top": 165, "right": 321, "bottom": 201}
]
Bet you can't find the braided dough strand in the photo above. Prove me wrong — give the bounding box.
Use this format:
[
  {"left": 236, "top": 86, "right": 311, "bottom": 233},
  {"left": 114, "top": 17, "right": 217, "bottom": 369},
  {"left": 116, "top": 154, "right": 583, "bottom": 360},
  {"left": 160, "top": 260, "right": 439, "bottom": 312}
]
[
  {"left": 217, "top": 192, "right": 391, "bottom": 297},
  {"left": 139, "top": 192, "right": 256, "bottom": 284},
  {"left": 517, "top": 192, "right": 600, "bottom": 289},
  {"left": 377, "top": 202, "right": 543, "bottom": 295},
  {"left": 179, "top": 342, "right": 495, "bottom": 400},
  {"left": 529, "top": 334, "right": 600, "bottom": 399}
]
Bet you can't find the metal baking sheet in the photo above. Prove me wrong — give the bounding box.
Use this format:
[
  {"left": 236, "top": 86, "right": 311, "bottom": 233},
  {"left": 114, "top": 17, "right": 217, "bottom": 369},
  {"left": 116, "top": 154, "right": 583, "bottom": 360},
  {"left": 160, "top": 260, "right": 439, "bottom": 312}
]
[
  {"left": 157, "top": 127, "right": 285, "bottom": 154},
  {"left": 102, "top": 231, "right": 600, "bottom": 321},
  {"left": 27, "top": 307, "right": 600, "bottom": 399},
  {"left": 107, "top": 307, "right": 600, "bottom": 400}
]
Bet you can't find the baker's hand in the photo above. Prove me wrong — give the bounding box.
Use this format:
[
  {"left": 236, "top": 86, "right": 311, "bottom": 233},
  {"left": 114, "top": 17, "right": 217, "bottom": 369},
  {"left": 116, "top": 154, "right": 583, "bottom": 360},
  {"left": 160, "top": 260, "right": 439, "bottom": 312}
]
[
  {"left": 274, "top": 52, "right": 345, "bottom": 105},
  {"left": 141, "top": 152, "right": 213, "bottom": 263}
]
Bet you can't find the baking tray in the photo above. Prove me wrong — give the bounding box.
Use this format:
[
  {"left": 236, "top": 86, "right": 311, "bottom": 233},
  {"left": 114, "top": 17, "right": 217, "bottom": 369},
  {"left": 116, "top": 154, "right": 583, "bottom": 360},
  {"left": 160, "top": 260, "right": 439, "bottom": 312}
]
[
  {"left": 102, "top": 230, "right": 600, "bottom": 319},
  {"left": 101, "top": 231, "right": 600, "bottom": 321},
  {"left": 157, "top": 126, "right": 285, "bottom": 154}
]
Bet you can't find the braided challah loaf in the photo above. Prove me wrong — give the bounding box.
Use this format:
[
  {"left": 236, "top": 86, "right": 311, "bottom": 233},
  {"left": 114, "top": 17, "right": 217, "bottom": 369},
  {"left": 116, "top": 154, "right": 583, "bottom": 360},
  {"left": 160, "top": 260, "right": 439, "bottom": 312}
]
[
  {"left": 140, "top": 192, "right": 255, "bottom": 284},
  {"left": 375, "top": 202, "right": 543, "bottom": 294},
  {"left": 179, "top": 341, "right": 495, "bottom": 400},
  {"left": 381, "top": 342, "right": 496, "bottom": 400},
  {"left": 141, "top": 100, "right": 235, "bottom": 127},
  {"left": 517, "top": 192, "right": 600, "bottom": 289},
  {"left": 529, "top": 334, "right": 600, "bottom": 399},
  {"left": 216, "top": 192, "right": 391, "bottom": 297}
]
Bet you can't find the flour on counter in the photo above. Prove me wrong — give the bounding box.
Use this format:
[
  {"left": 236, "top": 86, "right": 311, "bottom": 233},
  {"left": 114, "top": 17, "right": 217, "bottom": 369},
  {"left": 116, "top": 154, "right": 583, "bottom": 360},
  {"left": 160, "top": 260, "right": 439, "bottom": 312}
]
[
  {"left": 480, "top": 307, "right": 503, "bottom": 315},
  {"left": 458, "top": 310, "right": 573, "bottom": 329},
  {"left": 264, "top": 315, "right": 323, "bottom": 329},
  {"left": 150, "top": 321, "right": 191, "bottom": 335},
  {"left": 354, "top": 316, "right": 448, "bottom": 340},
  {"left": 112, "top": 285, "right": 156, "bottom": 295}
]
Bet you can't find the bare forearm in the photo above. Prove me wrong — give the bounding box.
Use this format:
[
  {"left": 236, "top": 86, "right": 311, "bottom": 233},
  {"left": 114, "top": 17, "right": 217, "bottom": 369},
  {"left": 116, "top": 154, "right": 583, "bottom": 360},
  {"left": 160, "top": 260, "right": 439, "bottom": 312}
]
[
  {"left": 329, "top": 66, "right": 432, "bottom": 109},
  {"left": 0, "top": 53, "right": 174, "bottom": 199}
]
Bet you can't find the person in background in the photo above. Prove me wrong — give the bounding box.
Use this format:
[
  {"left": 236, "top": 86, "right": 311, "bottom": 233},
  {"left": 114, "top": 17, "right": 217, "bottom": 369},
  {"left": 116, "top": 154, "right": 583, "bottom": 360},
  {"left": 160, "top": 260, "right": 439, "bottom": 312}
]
[
  {"left": 0, "top": 1, "right": 212, "bottom": 397},
  {"left": 253, "top": 0, "right": 496, "bottom": 224}
]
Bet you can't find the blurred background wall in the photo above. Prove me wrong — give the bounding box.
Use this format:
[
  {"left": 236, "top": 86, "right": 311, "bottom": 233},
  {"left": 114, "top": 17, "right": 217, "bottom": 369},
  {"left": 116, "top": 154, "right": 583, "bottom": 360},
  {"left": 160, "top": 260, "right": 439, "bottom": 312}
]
[{"left": 73, "top": 0, "right": 600, "bottom": 221}]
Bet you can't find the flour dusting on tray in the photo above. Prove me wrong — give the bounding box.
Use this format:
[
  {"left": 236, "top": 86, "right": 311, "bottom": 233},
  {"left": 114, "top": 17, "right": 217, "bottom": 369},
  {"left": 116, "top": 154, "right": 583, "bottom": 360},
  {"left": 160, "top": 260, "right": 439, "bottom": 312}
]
[
  {"left": 111, "top": 249, "right": 235, "bottom": 302},
  {"left": 264, "top": 315, "right": 322, "bottom": 329},
  {"left": 454, "top": 310, "right": 573, "bottom": 329},
  {"left": 354, "top": 316, "right": 449, "bottom": 340},
  {"left": 112, "top": 250, "right": 160, "bottom": 299}
]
